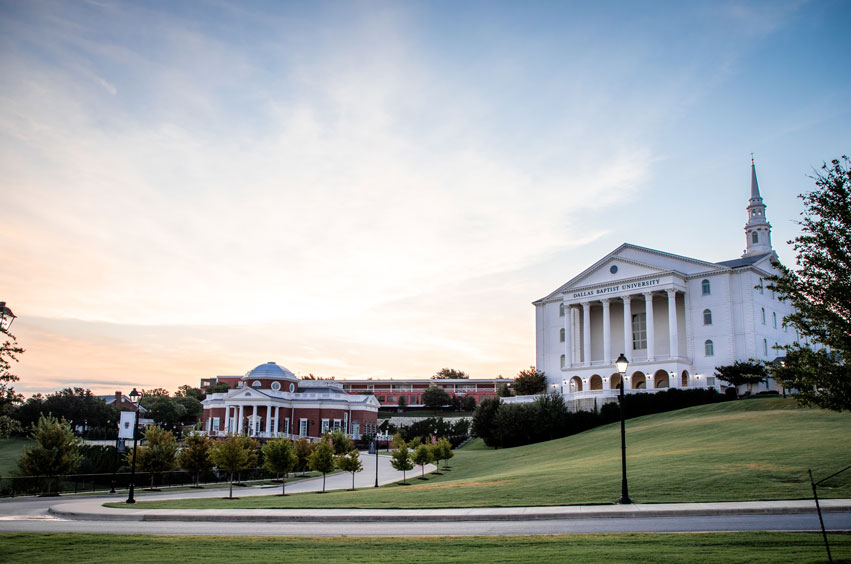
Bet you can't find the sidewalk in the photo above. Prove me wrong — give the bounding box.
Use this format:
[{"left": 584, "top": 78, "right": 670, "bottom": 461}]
[{"left": 50, "top": 499, "right": 851, "bottom": 523}]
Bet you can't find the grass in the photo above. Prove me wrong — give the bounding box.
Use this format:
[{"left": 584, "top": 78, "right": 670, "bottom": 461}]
[
  {"left": 0, "top": 437, "right": 32, "bottom": 476},
  {"left": 1, "top": 532, "right": 848, "bottom": 563},
  {"left": 127, "top": 398, "right": 851, "bottom": 509}
]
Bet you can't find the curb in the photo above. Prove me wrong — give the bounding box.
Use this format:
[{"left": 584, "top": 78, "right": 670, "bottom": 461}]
[{"left": 48, "top": 499, "right": 851, "bottom": 523}]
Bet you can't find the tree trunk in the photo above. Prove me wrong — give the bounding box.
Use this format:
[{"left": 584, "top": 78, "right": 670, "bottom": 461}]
[
  {"left": 322, "top": 472, "right": 326, "bottom": 493},
  {"left": 229, "top": 472, "right": 234, "bottom": 499},
  {"left": 351, "top": 472, "right": 355, "bottom": 491},
  {"left": 150, "top": 472, "right": 155, "bottom": 490},
  {"left": 281, "top": 476, "right": 286, "bottom": 496}
]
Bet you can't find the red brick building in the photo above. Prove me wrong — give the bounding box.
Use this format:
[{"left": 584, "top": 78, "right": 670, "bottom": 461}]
[
  {"left": 201, "top": 362, "right": 380, "bottom": 440},
  {"left": 340, "top": 378, "right": 513, "bottom": 407}
]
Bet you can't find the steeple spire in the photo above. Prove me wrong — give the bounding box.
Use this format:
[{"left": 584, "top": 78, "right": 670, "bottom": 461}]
[{"left": 743, "top": 156, "right": 772, "bottom": 257}]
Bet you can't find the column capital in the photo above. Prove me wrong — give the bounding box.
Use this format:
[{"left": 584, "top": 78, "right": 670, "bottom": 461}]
[
  {"left": 600, "top": 297, "right": 611, "bottom": 305},
  {"left": 666, "top": 288, "right": 678, "bottom": 297},
  {"left": 621, "top": 295, "right": 632, "bottom": 303},
  {"left": 643, "top": 291, "right": 654, "bottom": 298},
  {"left": 581, "top": 301, "right": 591, "bottom": 307}
]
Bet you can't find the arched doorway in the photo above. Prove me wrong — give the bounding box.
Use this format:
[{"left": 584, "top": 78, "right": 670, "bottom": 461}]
[
  {"left": 654, "top": 369, "right": 669, "bottom": 389},
  {"left": 590, "top": 375, "right": 603, "bottom": 390},
  {"left": 610, "top": 374, "right": 622, "bottom": 390},
  {"left": 569, "top": 376, "right": 583, "bottom": 392},
  {"left": 631, "top": 371, "right": 646, "bottom": 390},
  {"left": 681, "top": 370, "right": 690, "bottom": 387}
]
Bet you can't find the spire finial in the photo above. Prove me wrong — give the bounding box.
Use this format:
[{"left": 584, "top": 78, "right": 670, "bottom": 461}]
[{"left": 750, "top": 152, "right": 754, "bottom": 165}]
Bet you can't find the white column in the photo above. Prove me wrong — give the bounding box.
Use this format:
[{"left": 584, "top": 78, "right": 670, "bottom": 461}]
[
  {"left": 237, "top": 404, "right": 244, "bottom": 435},
  {"left": 582, "top": 301, "right": 592, "bottom": 366},
  {"left": 265, "top": 404, "right": 272, "bottom": 436},
  {"left": 274, "top": 406, "right": 280, "bottom": 435},
  {"left": 571, "top": 307, "right": 579, "bottom": 366},
  {"left": 224, "top": 405, "right": 230, "bottom": 434},
  {"left": 644, "top": 292, "right": 655, "bottom": 361},
  {"left": 601, "top": 298, "right": 611, "bottom": 364},
  {"left": 667, "top": 288, "right": 679, "bottom": 359},
  {"left": 622, "top": 295, "right": 632, "bottom": 359},
  {"left": 563, "top": 303, "right": 572, "bottom": 368}
]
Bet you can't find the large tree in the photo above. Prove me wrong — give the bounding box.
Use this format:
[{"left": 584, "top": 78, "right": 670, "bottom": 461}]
[
  {"left": 17, "top": 415, "right": 82, "bottom": 493},
  {"left": 13, "top": 388, "right": 119, "bottom": 432},
  {"left": 513, "top": 367, "right": 547, "bottom": 395},
  {"left": 131, "top": 425, "right": 178, "bottom": 490},
  {"left": 767, "top": 156, "right": 851, "bottom": 411},
  {"left": 432, "top": 368, "right": 469, "bottom": 379},
  {"left": 421, "top": 386, "right": 452, "bottom": 410},
  {"left": 0, "top": 324, "right": 24, "bottom": 415},
  {"left": 715, "top": 361, "right": 769, "bottom": 396}
]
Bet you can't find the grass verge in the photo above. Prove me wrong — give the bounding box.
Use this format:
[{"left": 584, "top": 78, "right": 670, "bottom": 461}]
[{"left": 0, "top": 437, "right": 32, "bottom": 476}]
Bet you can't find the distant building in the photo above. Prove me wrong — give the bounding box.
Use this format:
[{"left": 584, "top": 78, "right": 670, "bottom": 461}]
[
  {"left": 201, "top": 362, "right": 380, "bottom": 440},
  {"left": 97, "top": 391, "right": 147, "bottom": 413},
  {"left": 341, "top": 378, "right": 512, "bottom": 407},
  {"left": 534, "top": 161, "right": 798, "bottom": 410}
]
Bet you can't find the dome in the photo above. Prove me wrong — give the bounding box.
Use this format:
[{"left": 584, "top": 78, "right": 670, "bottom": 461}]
[{"left": 242, "top": 361, "right": 298, "bottom": 382}]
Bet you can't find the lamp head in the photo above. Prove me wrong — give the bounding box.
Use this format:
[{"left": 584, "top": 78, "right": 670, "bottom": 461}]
[
  {"left": 0, "top": 302, "right": 16, "bottom": 332},
  {"left": 615, "top": 353, "right": 629, "bottom": 376},
  {"left": 129, "top": 388, "right": 141, "bottom": 405}
]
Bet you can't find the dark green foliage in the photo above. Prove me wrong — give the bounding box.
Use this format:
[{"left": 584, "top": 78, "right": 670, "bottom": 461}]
[
  {"left": 210, "top": 435, "right": 259, "bottom": 498},
  {"left": 471, "top": 397, "right": 501, "bottom": 446},
  {"left": 767, "top": 156, "right": 851, "bottom": 411},
  {"left": 497, "top": 383, "right": 512, "bottom": 397},
  {"left": 398, "top": 417, "right": 469, "bottom": 447},
  {"left": 131, "top": 425, "right": 178, "bottom": 489},
  {"left": 421, "top": 386, "right": 452, "bottom": 409},
  {"left": 335, "top": 449, "right": 363, "bottom": 491},
  {"left": 598, "top": 388, "right": 726, "bottom": 423},
  {"left": 175, "top": 385, "right": 205, "bottom": 401},
  {"left": 432, "top": 368, "right": 469, "bottom": 379},
  {"left": 204, "top": 382, "right": 231, "bottom": 394},
  {"left": 326, "top": 429, "right": 354, "bottom": 454},
  {"left": 397, "top": 395, "right": 407, "bottom": 411},
  {"left": 0, "top": 327, "right": 24, "bottom": 415},
  {"left": 178, "top": 432, "right": 214, "bottom": 486},
  {"left": 76, "top": 445, "right": 120, "bottom": 474},
  {"left": 390, "top": 443, "right": 414, "bottom": 484},
  {"left": 513, "top": 366, "right": 547, "bottom": 395},
  {"left": 17, "top": 415, "right": 82, "bottom": 492},
  {"left": 461, "top": 395, "right": 476, "bottom": 411},
  {"left": 13, "top": 388, "right": 119, "bottom": 434},
  {"left": 714, "top": 361, "right": 769, "bottom": 395},
  {"left": 293, "top": 437, "right": 314, "bottom": 474},
  {"left": 308, "top": 439, "right": 335, "bottom": 492},
  {"left": 0, "top": 414, "right": 23, "bottom": 438},
  {"left": 262, "top": 438, "right": 297, "bottom": 495},
  {"left": 413, "top": 444, "right": 432, "bottom": 477}
]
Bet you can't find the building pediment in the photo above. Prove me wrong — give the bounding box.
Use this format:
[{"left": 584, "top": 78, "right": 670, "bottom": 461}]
[{"left": 226, "top": 387, "right": 270, "bottom": 401}]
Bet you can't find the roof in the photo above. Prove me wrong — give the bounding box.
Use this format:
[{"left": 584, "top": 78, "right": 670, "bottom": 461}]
[
  {"left": 715, "top": 252, "right": 773, "bottom": 269},
  {"left": 243, "top": 361, "right": 298, "bottom": 381}
]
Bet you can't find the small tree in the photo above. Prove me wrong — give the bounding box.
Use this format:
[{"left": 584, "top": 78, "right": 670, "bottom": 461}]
[
  {"left": 308, "top": 439, "right": 336, "bottom": 493},
  {"left": 390, "top": 443, "right": 414, "bottom": 484},
  {"left": 496, "top": 383, "right": 512, "bottom": 397},
  {"left": 210, "top": 435, "right": 259, "bottom": 499},
  {"left": 435, "top": 437, "right": 454, "bottom": 469},
  {"left": 514, "top": 367, "right": 547, "bottom": 395},
  {"left": 177, "top": 432, "right": 213, "bottom": 487},
  {"left": 422, "top": 386, "right": 452, "bottom": 410},
  {"left": 262, "top": 438, "right": 297, "bottom": 495},
  {"left": 336, "top": 449, "right": 363, "bottom": 491},
  {"left": 326, "top": 429, "right": 354, "bottom": 455},
  {"left": 397, "top": 395, "right": 407, "bottom": 412},
  {"left": 715, "top": 361, "right": 769, "bottom": 396},
  {"left": 132, "top": 425, "right": 178, "bottom": 490},
  {"left": 0, "top": 414, "right": 22, "bottom": 438},
  {"left": 413, "top": 443, "right": 432, "bottom": 478},
  {"left": 293, "top": 437, "right": 314, "bottom": 476},
  {"left": 17, "top": 414, "right": 81, "bottom": 493},
  {"left": 432, "top": 368, "right": 469, "bottom": 379}
]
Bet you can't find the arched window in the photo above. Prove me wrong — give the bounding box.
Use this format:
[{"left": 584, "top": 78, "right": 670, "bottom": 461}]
[
  {"left": 763, "top": 338, "right": 768, "bottom": 355},
  {"left": 701, "top": 279, "right": 710, "bottom": 295},
  {"left": 251, "top": 380, "right": 262, "bottom": 388},
  {"left": 761, "top": 307, "right": 766, "bottom": 324},
  {"left": 705, "top": 340, "right": 714, "bottom": 356},
  {"left": 703, "top": 309, "right": 712, "bottom": 325},
  {"left": 773, "top": 312, "right": 777, "bottom": 328},
  {"left": 559, "top": 328, "right": 565, "bottom": 342},
  {"left": 559, "top": 303, "right": 565, "bottom": 317},
  {"left": 752, "top": 232, "right": 758, "bottom": 244},
  {"left": 759, "top": 278, "right": 764, "bottom": 294},
  {"left": 560, "top": 354, "right": 566, "bottom": 369}
]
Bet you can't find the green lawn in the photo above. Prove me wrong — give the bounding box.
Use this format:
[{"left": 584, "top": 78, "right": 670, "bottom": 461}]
[
  {"left": 0, "top": 437, "right": 32, "bottom": 476},
  {"left": 126, "top": 398, "right": 851, "bottom": 509},
  {"left": 1, "top": 532, "right": 848, "bottom": 563}
]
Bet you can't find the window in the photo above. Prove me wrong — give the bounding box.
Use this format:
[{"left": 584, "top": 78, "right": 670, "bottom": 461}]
[
  {"left": 773, "top": 312, "right": 777, "bottom": 329},
  {"left": 560, "top": 354, "right": 566, "bottom": 369},
  {"left": 763, "top": 339, "right": 768, "bottom": 355},
  {"left": 761, "top": 307, "right": 766, "bottom": 324},
  {"left": 559, "top": 328, "right": 565, "bottom": 342},
  {"left": 251, "top": 380, "right": 262, "bottom": 388},
  {"left": 632, "top": 313, "right": 647, "bottom": 350},
  {"left": 752, "top": 232, "right": 759, "bottom": 244},
  {"left": 758, "top": 278, "right": 764, "bottom": 294},
  {"left": 271, "top": 381, "right": 281, "bottom": 391},
  {"left": 705, "top": 340, "right": 714, "bottom": 356},
  {"left": 559, "top": 303, "right": 565, "bottom": 317},
  {"left": 321, "top": 419, "right": 330, "bottom": 433},
  {"left": 701, "top": 279, "right": 710, "bottom": 295},
  {"left": 299, "top": 419, "right": 308, "bottom": 437},
  {"left": 703, "top": 309, "right": 712, "bottom": 325}
]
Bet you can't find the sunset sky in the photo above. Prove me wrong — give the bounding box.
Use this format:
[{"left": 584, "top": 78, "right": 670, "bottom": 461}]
[{"left": 1, "top": 0, "right": 849, "bottom": 397}]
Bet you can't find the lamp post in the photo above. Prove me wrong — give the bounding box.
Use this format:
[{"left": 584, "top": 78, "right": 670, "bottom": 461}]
[
  {"left": 615, "top": 353, "right": 632, "bottom": 504},
  {"left": 126, "top": 388, "right": 141, "bottom": 504},
  {"left": 0, "top": 302, "right": 16, "bottom": 333},
  {"left": 374, "top": 437, "right": 379, "bottom": 488}
]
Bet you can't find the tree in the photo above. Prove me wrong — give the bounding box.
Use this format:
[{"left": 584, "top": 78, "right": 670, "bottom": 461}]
[
  {"left": 514, "top": 367, "right": 547, "bottom": 395},
  {"left": 471, "top": 397, "right": 501, "bottom": 446},
  {"left": 0, "top": 414, "right": 22, "bottom": 438},
  {"left": 175, "top": 385, "right": 205, "bottom": 401},
  {"left": 715, "top": 361, "right": 769, "bottom": 396},
  {"left": 397, "top": 395, "right": 407, "bottom": 412},
  {"left": 308, "top": 439, "right": 336, "bottom": 492},
  {"left": 0, "top": 323, "right": 24, "bottom": 415},
  {"left": 177, "top": 432, "right": 213, "bottom": 487},
  {"left": 766, "top": 156, "right": 851, "bottom": 411},
  {"left": 421, "top": 386, "right": 452, "bottom": 410},
  {"left": 390, "top": 443, "right": 414, "bottom": 484},
  {"left": 413, "top": 444, "right": 432, "bottom": 478},
  {"left": 461, "top": 395, "right": 476, "bottom": 412},
  {"left": 131, "top": 425, "right": 178, "bottom": 490},
  {"left": 17, "top": 415, "right": 81, "bottom": 493},
  {"left": 13, "top": 388, "right": 119, "bottom": 433},
  {"left": 293, "top": 437, "right": 314, "bottom": 476},
  {"left": 174, "top": 395, "right": 203, "bottom": 425},
  {"left": 336, "top": 449, "right": 363, "bottom": 491},
  {"left": 204, "top": 382, "right": 231, "bottom": 394},
  {"left": 432, "top": 368, "right": 469, "bottom": 379},
  {"left": 140, "top": 395, "right": 186, "bottom": 432},
  {"left": 435, "top": 437, "right": 454, "bottom": 469},
  {"left": 326, "top": 429, "right": 354, "bottom": 455},
  {"left": 497, "top": 383, "right": 512, "bottom": 397},
  {"left": 262, "top": 438, "right": 297, "bottom": 495},
  {"left": 210, "top": 435, "right": 259, "bottom": 498}
]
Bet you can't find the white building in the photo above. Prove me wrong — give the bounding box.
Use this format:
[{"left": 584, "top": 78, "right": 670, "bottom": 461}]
[{"left": 534, "top": 161, "right": 797, "bottom": 407}]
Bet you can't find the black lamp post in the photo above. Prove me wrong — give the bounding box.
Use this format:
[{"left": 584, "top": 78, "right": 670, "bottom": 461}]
[
  {"left": 0, "top": 302, "right": 16, "bottom": 333},
  {"left": 374, "top": 436, "right": 379, "bottom": 488},
  {"left": 615, "top": 353, "right": 632, "bottom": 504},
  {"left": 126, "top": 388, "right": 141, "bottom": 504}
]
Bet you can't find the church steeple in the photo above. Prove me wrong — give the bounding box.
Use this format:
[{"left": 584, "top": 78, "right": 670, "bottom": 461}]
[{"left": 743, "top": 156, "right": 772, "bottom": 257}]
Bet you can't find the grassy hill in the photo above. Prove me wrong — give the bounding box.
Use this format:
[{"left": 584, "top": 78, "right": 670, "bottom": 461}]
[
  {"left": 129, "top": 398, "right": 851, "bottom": 509},
  {"left": 0, "top": 438, "right": 32, "bottom": 476}
]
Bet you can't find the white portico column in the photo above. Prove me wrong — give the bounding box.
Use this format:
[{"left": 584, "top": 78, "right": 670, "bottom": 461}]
[
  {"left": 667, "top": 288, "right": 679, "bottom": 359},
  {"left": 601, "top": 298, "right": 612, "bottom": 364},
  {"left": 265, "top": 404, "right": 272, "bottom": 436},
  {"left": 224, "top": 405, "right": 230, "bottom": 434},
  {"left": 563, "top": 303, "right": 573, "bottom": 368},
  {"left": 644, "top": 292, "right": 655, "bottom": 361},
  {"left": 582, "top": 301, "right": 592, "bottom": 366},
  {"left": 622, "top": 295, "right": 632, "bottom": 358},
  {"left": 237, "top": 404, "right": 244, "bottom": 435}
]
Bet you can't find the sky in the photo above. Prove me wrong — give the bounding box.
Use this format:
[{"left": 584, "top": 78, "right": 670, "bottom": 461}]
[{"left": 1, "top": 0, "right": 849, "bottom": 397}]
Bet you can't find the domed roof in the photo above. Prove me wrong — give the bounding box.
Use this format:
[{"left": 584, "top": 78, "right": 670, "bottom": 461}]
[{"left": 242, "top": 361, "right": 297, "bottom": 381}]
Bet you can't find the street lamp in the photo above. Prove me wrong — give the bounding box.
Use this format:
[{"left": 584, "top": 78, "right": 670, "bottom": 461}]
[
  {"left": 126, "top": 388, "right": 141, "bottom": 504},
  {"left": 374, "top": 435, "right": 379, "bottom": 488},
  {"left": 615, "top": 353, "right": 632, "bottom": 504},
  {"left": 0, "top": 302, "right": 16, "bottom": 332}
]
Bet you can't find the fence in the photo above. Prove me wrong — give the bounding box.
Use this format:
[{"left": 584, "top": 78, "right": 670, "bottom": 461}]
[{"left": 0, "top": 466, "right": 282, "bottom": 498}]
